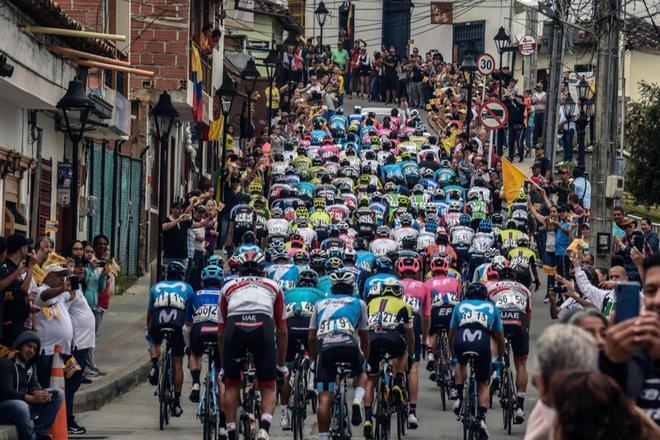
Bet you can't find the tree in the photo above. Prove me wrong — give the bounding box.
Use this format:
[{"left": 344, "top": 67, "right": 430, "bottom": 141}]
[{"left": 625, "top": 81, "right": 660, "bottom": 206}]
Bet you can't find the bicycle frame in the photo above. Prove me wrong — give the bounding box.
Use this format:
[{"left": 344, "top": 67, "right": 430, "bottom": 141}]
[
  {"left": 291, "top": 340, "right": 311, "bottom": 440},
  {"left": 158, "top": 331, "right": 174, "bottom": 430},
  {"left": 198, "top": 343, "right": 220, "bottom": 440},
  {"left": 330, "top": 363, "right": 353, "bottom": 440},
  {"left": 459, "top": 355, "right": 480, "bottom": 440},
  {"left": 238, "top": 353, "right": 261, "bottom": 440}
]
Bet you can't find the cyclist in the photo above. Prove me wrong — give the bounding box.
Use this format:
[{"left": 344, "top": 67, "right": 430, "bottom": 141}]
[
  {"left": 280, "top": 269, "right": 327, "bottom": 430},
  {"left": 486, "top": 267, "right": 532, "bottom": 424},
  {"left": 397, "top": 256, "right": 431, "bottom": 429},
  {"left": 234, "top": 231, "right": 262, "bottom": 256},
  {"left": 507, "top": 235, "right": 540, "bottom": 291},
  {"left": 218, "top": 251, "right": 288, "bottom": 440},
  {"left": 369, "top": 226, "right": 399, "bottom": 258},
  {"left": 449, "top": 283, "right": 505, "bottom": 439},
  {"left": 147, "top": 262, "right": 193, "bottom": 417},
  {"left": 184, "top": 264, "right": 223, "bottom": 403},
  {"left": 362, "top": 279, "right": 415, "bottom": 439},
  {"left": 308, "top": 270, "right": 370, "bottom": 440},
  {"left": 363, "top": 257, "right": 399, "bottom": 301}
]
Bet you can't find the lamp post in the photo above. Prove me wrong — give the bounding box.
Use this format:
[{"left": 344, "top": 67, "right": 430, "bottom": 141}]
[
  {"left": 241, "top": 58, "right": 260, "bottom": 142},
  {"left": 575, "top": 78, "right": 593, "bottom": 172},
  {"left": 151, "top": 91, "right": 179, "bottom": 281},
  {"left": 315, "top": 1, "right": 330, "bottom": 48},
  {"left": 283, "top": 33, "right": 299, "bottom": 112},
  {"left": 561, "top": 92, "right": 576, "bottom": 164},
  {"left": 217, "top": 73, "right": 237, "bottom": 200},
  {"left": 460, "top": 54, "right": 477, "bottom": 136},
  {"left": 57, "top": 77, "right": 95, "bottom": 240},
  {"left": 493, "top": 26, "right": 510, "bottom": 100},
  {"left": 264, "top": 48, "right": 279, "bottom": 137}
]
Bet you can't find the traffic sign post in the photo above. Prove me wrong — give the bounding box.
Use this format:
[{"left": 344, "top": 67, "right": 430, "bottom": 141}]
[
  {"left": 518, "top": 35, "right": 537, "bottom": 56},
  {"left": 478, "top": 99, "right": 509, "bottom": 168},
  {"left": 476, "top": 53, "right": 495, "bottom": 76}
]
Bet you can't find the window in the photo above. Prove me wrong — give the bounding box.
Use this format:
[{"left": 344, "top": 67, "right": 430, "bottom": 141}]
[{"left": 288, "top": 0, "right": 305, "bottom": 28}]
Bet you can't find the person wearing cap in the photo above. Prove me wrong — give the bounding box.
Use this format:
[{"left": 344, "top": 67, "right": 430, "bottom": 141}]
[
  {"left": 613, "top": 217, "right": 642, "bottom": 282},
  {"left": 0, "top": 233, "right": 35, "bottom": 347},
  {"left": 161, "top": 200, "right": 195, "bottom": 272},
  {"left": 532, "top": 82, "right": 546, "bottom": 144},
  {"left": 32, "top": 263, "right": 76, "bottom": 388},
  {"left": 0, "top": 331, "right": 64, "bottom": 440}
]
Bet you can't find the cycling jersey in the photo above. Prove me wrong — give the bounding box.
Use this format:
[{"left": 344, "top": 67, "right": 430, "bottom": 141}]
[
  {"left": 469, "top": 232, "right": 495, "bottom": 255},
  {"left": 264, "top": 263, "right": 300, "bottom": 291},
  {"left": 185, "top": 287, "right": 221, "bottom": 325},
  {"left": 148, "top": 280, "right": 194, "bottom": 328},
  {"left": 486, "top": 280, "right": 532, "bottom": 319},
  {"left": 450, "top": 226, "right": 474, "bottom": 247},
  {"left": 310, "top": 294, "right": 368, "bottom": 345},
  {"left": 235, "top": 243, "right": 262, "bottom": 256},
  {"left": 356, "top": 250, "right": 376, "bottom": 273},
  {"left": 363, "top": 273, "right": 399, "bottom": 301},
  {"left": 391, "top": 227, "right": 419, "bottom": 245},
  {"left": 507, "top": 247, "right": 536, "bottom": 271},
  {"left": 284, "top": 287, "right": 326, "bottom": 321},
  {"left": 219, "top": 276, "right": 286, "bottom": 326},
  {"left": 498, "top": 229, "right": 526, "bottom": 253},
  {"left": 230, "top": 204, "right": 256, "bottom": 236},
  {"left": 400, "top": 279, "right": 431, "bottom": 318},
  {"left": 369, "top": 238, "right": 399, "bottom": 258}
]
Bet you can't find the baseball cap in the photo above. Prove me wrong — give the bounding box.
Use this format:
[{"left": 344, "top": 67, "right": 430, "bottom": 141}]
[
  {"left": 6, "top": 233, "right": 33, "bottom": 253},
  {"left": 43, "top": 263, "right": 70, "bottom": 274}
]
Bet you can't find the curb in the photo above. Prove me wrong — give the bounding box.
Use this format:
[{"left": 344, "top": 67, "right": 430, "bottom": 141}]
[{"left": 74, "top": 353, "right": 150, "bottom": 413}]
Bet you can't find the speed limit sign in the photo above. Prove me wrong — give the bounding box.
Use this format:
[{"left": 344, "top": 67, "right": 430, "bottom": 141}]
[{"left": 476, "top": 53, "right": 495, "bottom": 76}]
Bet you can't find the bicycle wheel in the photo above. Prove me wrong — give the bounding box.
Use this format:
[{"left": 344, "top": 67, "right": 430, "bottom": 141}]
[
  {"left": 202, "top": 378, "right": 216, "bottom": 440},
  {"left": 293, "top": 368, "right": 305, "bottom": 440},
  {"left": 240, "top": 413, "right": 253, "bottom": 440},
  {"left": 437, "top": 356, "right": 447, "bottom": 411},
  {"left": 375, "top": 376, "right": 389, "bottom": 440},
  {"left": 158, "top": 359, "right": 167, "bottom": 430},
  {"left": 506, "top": 370, "right": 515, "bottom": 435}
]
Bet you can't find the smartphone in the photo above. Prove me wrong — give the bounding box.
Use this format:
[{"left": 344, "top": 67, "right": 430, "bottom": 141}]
[
  {"left": 615, "top": 281, "right": 641, "bottom": 322},
  {"left": 633, "top": 235, "right": 644, "bottom": 252},
  {"left": 69, "top": 277, "right": 80, "bottom": 291},
  {"left": 97, "top": 261, "right": 107, "bottom": 268},
  {"left": 25, "top": 255, "right": 31, "bottom": 266}
]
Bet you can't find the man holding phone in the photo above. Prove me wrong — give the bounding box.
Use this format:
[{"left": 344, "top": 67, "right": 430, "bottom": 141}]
[{"left": 571, "top": 251, "right": 629, "bottom": 316}]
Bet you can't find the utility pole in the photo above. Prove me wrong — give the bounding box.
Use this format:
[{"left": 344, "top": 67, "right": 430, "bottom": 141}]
[
  {"left": 525, "top": 7, "right": 539, "bottom": 91},
  {"left": 591, "top": 0, "right": 621, "bottom": 266},
  {"left": 542, "top": 3, "right": 564, "bottom": 172}
]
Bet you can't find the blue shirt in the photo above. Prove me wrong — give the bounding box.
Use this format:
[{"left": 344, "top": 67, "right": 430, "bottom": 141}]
[
  {"left": 310, "top": 295, "right": 368, "bottom": 342},
  {"left": 363, "top": 273, "right": 399, "bottom": 301},
  {"left": 450, "top": 299, "right": 503, "bottom": 333},
  {"left": 148, "top": 280, "right": 193, "bottom": 311},
  {"left": 555, "top": 220, "right": 571, "bottom": 256},
  {"left": 265, "top": 263, "right": 300, "bottom": 291},
  {"left": 284, "top": 287, "right": 327, "bottom": 320},
  {"left": 185, "top": 287, "right": 222, "bottom": 324}
]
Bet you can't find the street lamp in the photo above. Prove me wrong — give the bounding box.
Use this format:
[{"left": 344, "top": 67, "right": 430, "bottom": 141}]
[
  {"left": 283, "top": 33, "right": 299, "bottom": 111},
  {"left": 315, "top": 1, "right": 330, "bottom": 48},
  {"left": 575, "top": 78, "right": 593, "bottom": 172},
  {"left": 217, "top": 72, "right": 237, "bottom": 200},
  {"left": 460, "top": 54, "right": 477, "bottom": 136},
  {"left": 241, "top": 58, "right": 260, "bottom": 142},
  {"left": 493, "top": 26, "right": 510, "bottom": 99},
  {"left": 264, "top": 48, "right": 279, "bottom": 137},
  {"left": 151, "top": 91, "right": 179, "bottom": 281},
  {"left": 57, "top": 77, "right": 95, "bottom": 240}
]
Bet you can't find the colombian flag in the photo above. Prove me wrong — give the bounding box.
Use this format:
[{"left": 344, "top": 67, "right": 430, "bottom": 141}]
[{"left": 191, "top": 45, "right": 204, "bottom": 122}]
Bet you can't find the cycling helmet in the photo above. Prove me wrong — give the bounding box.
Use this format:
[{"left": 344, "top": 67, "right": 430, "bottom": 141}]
[
  {"left": 295, "top": 206, "right": 309, "bottom": 218},
  {"left": 379, "top": 278, "right": 404, "bottom": 298},
  {"left": 420, "top": 168, "right": 434, "bottom": 179},
  {"left": 166, "top": 261, "right": 187, "bottom": 281},
  {"left": 293, "top": 251, "right": 309, "bottom": 265},
  {"left": 271, "top": 206, "right": 284, "bottom": 217},
  {"left": 314, "top": 197, "right": 326, "bottom": 210},
  {"left": 464, "top": 282, "right": 488, "bottom": 300},
  {"left": 459, "top": 214, "right": 472, "bottom": 226},
  {"left": 430, "top": 256, "right": 449, "bottom": 274},
  {"left": 399, "top": 212, "right": 413, "bottom": 226},
  {"left": 298, "top": 269, "right": 319, "bottom": 287},
  {"left": 398, "top": 195, "right": 410, "bottom": 208},
  {"left": 272, "top": 251, "right": 291, "bottom": 264},
  {"left": 401, "top": 235, "right": 417, "bottom": 250},
  {"left": 228, "top": 255, "right": 241, "bottom": 273},
  {"left": 486, "top": 266, "right": 499, "bottom": 280},
  {"left": 376, "top": 226, "right": 391, "bottom": 238},
  {"left": 330, "top": 269, "right": 355, "bottom": 294},
  {"left": 499, "top": 267, "right": 516, "bottom": 280},
  {"left": 479, "top": 220, "right": 493, "bottom": 233},
  {"left": 312, "top": 157, "right": 324, "bottom": 166},
  {"left": 491, "top": 213, "right": 504, "bottom": 225},
  {"left": 337, "top": 221, "right": 350, "bottom": 233},
  {"left": 343, "top": 248, "right": 357, "bottom": 264},
  {"left": 207, "top": 255, "right": 224, "bottom": 268},
  {"left": 310, "top": 250, "right": 327, "bottom": 272},
  {"left": 237, "top": 251, "right": 266, "bottom": 276},
  {"left": 289, "top": 233, "right": 305, "bottom": 247},
  {"left": 412, "top": 184, "right": 424, "bottom": 194},
  {"left": 397, "top": 256, "right": 421, "bottom": 274},
  {"left": 325, "top": 257, "right": 344, "bottom": 272},
  {"left": 201, "top": 265, "right": 224, "bottom": 284},
  {"left": 384, "top": 182, "right": 397, "bottom": 192},
  {"left": 449, "top": 202, "right": 461, "bottom": 213},
  {"left": 242, "top": 230, "right": 257, "bottom": 245},
  {"left": 373, "top": 257, "right": 394, "bottom": 274},
  {"left": 517, "top": 236, "right": 530, "bottom": 247},
  {"left": 353, "top": 105, "right": 362, "bottom": 114},
  {"left": 514, "top": 190, "right": 528, "bottom": 203},
  {"left": 491, "top": 255, "right": 509, "bottom": 271}
]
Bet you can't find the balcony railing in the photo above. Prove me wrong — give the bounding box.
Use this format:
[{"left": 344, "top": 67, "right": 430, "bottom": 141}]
[{"left": 190, "top": 40, "right": 214, "bottom": 97}]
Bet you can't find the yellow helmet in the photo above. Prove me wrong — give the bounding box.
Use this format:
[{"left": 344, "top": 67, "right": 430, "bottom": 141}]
[{"left": 248, "top": 181, "right": 262, "bottom": 194}]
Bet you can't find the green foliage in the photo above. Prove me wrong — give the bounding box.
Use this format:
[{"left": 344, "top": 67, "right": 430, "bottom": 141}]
[{"left": 625, "top": 81, "right": 660, "bottom": 206}]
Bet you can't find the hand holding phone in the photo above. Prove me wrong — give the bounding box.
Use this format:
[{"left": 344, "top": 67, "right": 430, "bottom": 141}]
[{"left": 615, "top": 281, "right": 641, "bottom": 323}]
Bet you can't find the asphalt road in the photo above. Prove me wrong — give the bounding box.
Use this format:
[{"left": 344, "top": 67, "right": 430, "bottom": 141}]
[{"left": 75, "top": 98, "right": 552, "bottom": 439}]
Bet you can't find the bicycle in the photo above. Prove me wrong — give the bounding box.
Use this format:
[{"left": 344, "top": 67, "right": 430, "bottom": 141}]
[
  {"left": 237, "top": 353, "right": 261, "bottom": 440},
  {"left": 156, "top": 328, "right": 175, "bottom": 430},
  {"left": 329, "top": 362, "right": 353, "bottom": 440},
  {"left": 498, "top": 338, "right": 515, "bottom": 435},
  {"left": 457, "top": 352, "right": 481, "bottom": 440},
  {"left": 372, "top": 352, "right": 395, "bottom": 440},
  {"left": 433, "top": 329, "right": 454, "bottom": 411},
  {"left": 198, "top": 341, "right": 221, "bottom": 440},
  {"left": 289, "top": 339, "right": 312, "bottom": 440}
]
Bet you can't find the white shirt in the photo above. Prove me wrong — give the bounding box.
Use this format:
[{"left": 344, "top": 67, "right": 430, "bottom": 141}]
[
  {"left": 67, "top": 288, "right": 96, "bottom": 350},
  {"left": 34, "top": 285, "right": 74, "bottom": 355}
]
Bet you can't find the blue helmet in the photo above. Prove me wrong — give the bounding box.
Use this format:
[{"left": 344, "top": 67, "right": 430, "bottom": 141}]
[
  {"left": 459, "top": 214, "right": 472, "bottom": 226},
  {"left": 207, "top": 255, "right": 224, "bottom": 267},
  {"left": 479, "top": 219, "right": 493, "bottom": 233},
  {"left": 465, "top": 282, "right": 488, "bottom": 300},
  {"left": 201, "top": 265, "right": 224, "bottom": 284},
  {"left": 373, "top": 257, "right": 393, "bottom": 274}
]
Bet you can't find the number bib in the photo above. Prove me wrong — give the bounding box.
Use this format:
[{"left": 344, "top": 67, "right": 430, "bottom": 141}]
[
  {"left": 193, "top": 304, "right": 219, "bottom": 324},
  {"left": 285, "top": 301, "right": 315, "bottom": 318},
  {"left": 368, "top": 312, "right": 399, "bottom": 331},
  {"left": 494, "top": 292, "right": 527, "bottom": 312},
  {"left": 318, "top": 317, "right": 354, "bottom": 337},
  {"left": 404, "top": 295, "right": 421, "bottom": 315}
]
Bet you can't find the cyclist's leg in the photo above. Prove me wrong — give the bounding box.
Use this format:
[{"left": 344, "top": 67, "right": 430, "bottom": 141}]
[
  {"left": 147, "top": 325, "right": 162, "bottom": 385},
  {"left": 314, "top": 352, "right": 335, "bottom": 436},
  {"left": 407, "top": 318, "right": 423, "bottom": 424},
  {"left": 220, "top": 318, "right": 243, "bottom": 436},
  {"left": 251, "top": 317, "right": 278, "bottom": 436},
  {"left": 170, "top": 329, "right": 186, "bottom": 414},
  {"left": 510, "top": 322, "right": 530, "bottom": 416}
]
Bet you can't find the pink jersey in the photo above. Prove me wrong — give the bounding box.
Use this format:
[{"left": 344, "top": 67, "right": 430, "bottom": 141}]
[
  {"left": 425, "top": 276, "right": 461, "bottom": 308},
  {"left": 400, "top": 278, "right": 431, "bottom": 318}
]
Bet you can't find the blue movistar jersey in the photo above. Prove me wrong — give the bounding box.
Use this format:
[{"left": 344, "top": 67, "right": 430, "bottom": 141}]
[
  {"left": 362, "top": 273, "right": 399, "bottom": 301},
  {"left": 400, "top": 161, "right": 419, "bottom": 179},
  {"left": 296, "top": 182, "right": 315, "bottom": 200},
  {"left": 316, "top": 275, "right": 334, "bottom": 296},
  {"left": 235, "top": 243, "right": 262, "bottom": 256},
  {"left": 356, "top": 251, "right": 377, "bottom": 273},
  {"left": 148, "top": 281, "right": 193, "bottom": 311},
  {"left": 381, "top": 164, "right": 404, "bottom": 181},
  {"left": 310, "top": 294, "right": 368, "bottom": 344},
  {"left": 265, "top": 263, "right": 300, "bottom": 291},
  {"left": 368, "top": 202, "right": 388, "bottom": 227},
  {"left": 185, "top": 287, "right": 222, "bottom": 324},
  {"left": 329, "top": 115, "right": 348, "bottom": 129},
  {"left": 450, "top": 299, "right": 503, "bottom": 333},
  {"left": 284, "top": 287, "right": 327, "bottom": 320}
]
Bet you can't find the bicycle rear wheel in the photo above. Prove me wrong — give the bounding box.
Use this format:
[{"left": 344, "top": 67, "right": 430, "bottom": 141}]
[
  {"left": 202, "top": 379, "right": 217, "bottom": 440},
  {"left": 437, "top": 357, "right": 448, "bottom": 411},
  {"left": 506, "top": 370, "right": 515, "bottom": 435},
  {"left": 293, "top": 368, "right": 305, "bottom": 440},
  {"left": 374, "top": 376, "right": 389, "bottom": 440}
]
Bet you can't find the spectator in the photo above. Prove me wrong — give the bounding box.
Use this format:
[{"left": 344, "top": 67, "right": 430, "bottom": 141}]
[
  {"left": 524, "top": 323, "right": 598, "bottom": 440},
  {"left": 612, "top": 206, "right": 626, "bottom": 239},
  {"left": 91, "top": 234, "right": 113, "bottom": 377},
  {"left": 558, "top": 94, "right": 576, "bottom": 163},
  {"left": 640, "top": 217, "right": 659, "bottom": 256},
  {"left": 0, "top": 233, "right": 34, "bottom": 346},
  {"left": 162, "top": 200, "right": 194, "bottom": 269},
  {"left": 189, "top": 205, "right": 208, "bottom": 291},
  {"left": 81, "top": 241, "right": 107, "bottom": 379},
  {"left": 65, "top": 240, "right": 84, "bottom": 259},
  {"left": 330, "top": 42, "right": 349, "bottom": 72},
  {"left": 550, "top": 165, "right": 574, "bottom": 207},
  {"left": 0, "top": 331, "right": 64, "bottom": 440},
  {"left": 562, "top": 308, "right": 608, "bottom": 350},
  {"left": 65, "top": 257, "right": 95, "bottom": 435},
  {"left": 204, "top": 200, "right": 219, "bottom": 259},
  {"left": 532, "top": 82, "right": 546, "bottom": 144},
  {"left": 614, "top": 217, "right": 641, "bottom": 281},
  {"left": 552, "top": 370, "right": 660, "bottom": 439},
  {"left": 533, "top": 145, "right": 551, "bottom": 180},
  {"left": 570, "top": 251, "right": 628, "bottom": 315},
  {"left": 572, "top": 167, "right": 592, "bottom": 210},
  {"left": 32, "top": 263, "right": 74, "bottom": 387},
  {"left": 599, "top": 254, "right": 660, "bottom": 428}
]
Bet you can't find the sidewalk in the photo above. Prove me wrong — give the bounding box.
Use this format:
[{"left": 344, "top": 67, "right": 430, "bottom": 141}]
[{"left": 74, "top": 272, "right": 152, "bottom": 413}]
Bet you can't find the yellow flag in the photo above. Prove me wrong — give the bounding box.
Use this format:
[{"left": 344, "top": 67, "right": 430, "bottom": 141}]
[
  {"left": 209, "top": 115, "right": 223, "bottom": 141},
  {"left": 501, "top": 157, "right": 527, "bottom": 204}
]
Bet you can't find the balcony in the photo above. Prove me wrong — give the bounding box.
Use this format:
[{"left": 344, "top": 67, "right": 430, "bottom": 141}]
[{"left": 187, "top": 39, "right": 214, "bottom": 125}]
